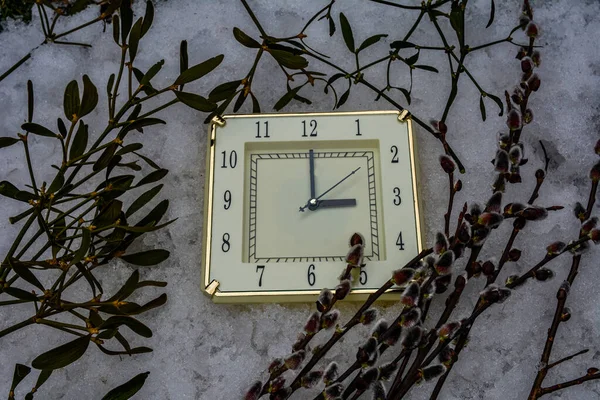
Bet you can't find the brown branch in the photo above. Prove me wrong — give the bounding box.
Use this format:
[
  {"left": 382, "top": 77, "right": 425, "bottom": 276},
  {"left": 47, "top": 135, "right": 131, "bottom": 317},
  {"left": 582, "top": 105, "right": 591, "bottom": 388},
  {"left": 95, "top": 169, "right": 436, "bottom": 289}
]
[
  {"left": 546, "top": 349, "right": 589, "bottom": 370},
  {"left": 539, "top": 372, "right": 600, "bottom": 396}
]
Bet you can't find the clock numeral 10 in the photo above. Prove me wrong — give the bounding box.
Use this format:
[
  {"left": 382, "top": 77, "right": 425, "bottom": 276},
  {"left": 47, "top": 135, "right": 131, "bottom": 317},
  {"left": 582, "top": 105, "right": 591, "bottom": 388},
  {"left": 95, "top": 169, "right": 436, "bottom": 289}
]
[
  {"left": 255, "top": 121, "right": 270, "bottom": 138},
  {"left": 221, "top": 150, "right": 237, "bottom": 168},
  {"left": 302, "top": 120, "right": 318, "bottom": 137},
  {"left": 396, "top": 232, "right": 405, "bottom": 250},
  {"left": 307, "top": 264, "right": 316, "bottom": 286},
  {"left": 256, "top": 265, "right": 265, "bottom": 287}
]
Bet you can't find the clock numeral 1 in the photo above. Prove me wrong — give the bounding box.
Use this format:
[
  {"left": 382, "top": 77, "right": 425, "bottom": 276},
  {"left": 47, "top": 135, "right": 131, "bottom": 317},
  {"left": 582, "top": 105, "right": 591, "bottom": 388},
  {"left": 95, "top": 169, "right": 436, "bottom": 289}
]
[
  {"left": 359, "top": 269, "right": 368, "bottom": 285},
  {"left": 396, "top": 232, "right": 405, "bottom": 250},
  {"left": 302, "top": 119, "right": 318, "bottom": 137},
  {"left": 221, "top": 233, "right": 230, "bottom": 252},
  {"left": 224, "top": 190, "right": 231, "bottom": 210},
  {"left": 393, "top": 187, "right": 401, "bottom": 205},
  {"left": 256, "top": 265, "right": 265, "bottom": 287},
  {"left": 221, "top": 150, "right": 238, "bottom": 168},
  {"left": 255, "top": 121, "right": 270, "bottom": 138},
  {"left": 307, "top": 264, "right": 316, "bottom": 286},
  {"left": 355, "top": 119, "right": 361, "bottom": 136},
  {"left": 391, "top": 145, "right": 399, "bottom": 163}
]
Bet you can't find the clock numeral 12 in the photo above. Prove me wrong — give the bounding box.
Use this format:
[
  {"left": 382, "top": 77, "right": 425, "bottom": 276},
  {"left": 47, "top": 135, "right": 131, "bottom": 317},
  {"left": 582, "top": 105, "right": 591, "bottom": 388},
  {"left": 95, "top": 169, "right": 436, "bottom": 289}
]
[
  {"left": 255, "top": 121, "right": 270, "bottom": 138},
  {"left": 256, "top": 265, "right": 265, "bottom": 287},
  {"left": 396, "top": 232, "right": 405, "bottom": 250},
  {"left": 302, "top": 120, "right": 318, "bottom": 137},
  {"left": 221, "top": 150, "right": 237, "bottom": 168},
  {"left": 307, "top": 264, "right": 316, "bottom": 286}
]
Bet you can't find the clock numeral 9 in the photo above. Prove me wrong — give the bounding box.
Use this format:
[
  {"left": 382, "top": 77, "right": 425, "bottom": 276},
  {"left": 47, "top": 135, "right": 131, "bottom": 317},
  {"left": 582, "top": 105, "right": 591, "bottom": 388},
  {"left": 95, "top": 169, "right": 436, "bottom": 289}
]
[
  {"left": 256, "top": 265, "right": 265, "bottom": 287},
  {"left": 224, "top": 190, "right": 231, "bottom": 210},
  {"left": 396, "top": 232, "right": 405, "bottom": 250},
  {"left": 391, "top": 145, "right": 399, "bottom": 163},
  {"left": 255, "top": 121, "right": 270, "bottom": 138},
  {"left": 359, "top": 269, "right": 368, "bottom": 285},
  {"left": 307, "top": 264, "right": 316, "bottom": 286},
  {"left": 221, "top": 150, "right": 238, "bottom": 168},
  {"left": 302, "top": 120, "right": 318, "bottom": 137},
  {"left": 221, "top": 233, "right": 230, "bottom": 252},
  {"left": 393, "top": 187, "right": 401, "bottom": 205}
]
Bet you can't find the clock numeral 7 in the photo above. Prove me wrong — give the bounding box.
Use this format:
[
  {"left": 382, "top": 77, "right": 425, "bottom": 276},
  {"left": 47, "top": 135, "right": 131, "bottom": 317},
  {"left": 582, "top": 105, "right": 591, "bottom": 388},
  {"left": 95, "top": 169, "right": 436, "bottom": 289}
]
[
  {"left": 256, "top": 265, "right": 265, "bottom": 287},
  {"left": 221, "top": 150, "right": 237, "bottom": 168},
  {"left": 307, "top": 264, "right": 316, "bottom": 286},
  {"left": 302, "top": 120, "right": 318, "bottom": 137}
]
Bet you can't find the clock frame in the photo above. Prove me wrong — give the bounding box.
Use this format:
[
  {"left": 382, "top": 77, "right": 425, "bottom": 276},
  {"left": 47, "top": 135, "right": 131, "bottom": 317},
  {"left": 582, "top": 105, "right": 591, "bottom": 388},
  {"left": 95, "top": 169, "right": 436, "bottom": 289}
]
[{"left": 201, "top": 110, "right": 423, "bottom": 303}]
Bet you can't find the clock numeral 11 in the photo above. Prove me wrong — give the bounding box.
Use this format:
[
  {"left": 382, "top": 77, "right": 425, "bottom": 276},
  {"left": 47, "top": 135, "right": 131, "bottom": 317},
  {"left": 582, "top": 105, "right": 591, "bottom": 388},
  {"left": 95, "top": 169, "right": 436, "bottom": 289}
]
[{"left": 255, "top": 121, "right": 269, "bottom": 138}]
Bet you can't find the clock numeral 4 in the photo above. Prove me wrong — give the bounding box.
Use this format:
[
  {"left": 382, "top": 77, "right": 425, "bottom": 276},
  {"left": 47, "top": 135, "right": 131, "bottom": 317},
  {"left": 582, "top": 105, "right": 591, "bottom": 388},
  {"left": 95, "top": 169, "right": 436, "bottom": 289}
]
[
  {"left": 302, "top": 119, "right": 318, "bottom": 137},
  {"left": 307, "top": 264, "right": 316, "bottom": 286},
  {"left": 256, "top": 265, "right": 265, "bottom": 287},
  {"left": 396, "top": 232, "right": 405, "bottom": 250},
  {"left": 224, "top": 190, "right": 231, "bottom": 210},
  {"left": 221, "top": 233, "right": 230, "bottom": 252},
  {"left": 391, "top": 145, "right": 399, "bottom": 163},
  {"left": 221, "top": 150, "right": 238, "bottom": 169},
  {"left": 393, "top": 187, "right": 401, "bottom": 205},
  {"left": 255, "top": 121, "right": 270, "bottom": 138}
]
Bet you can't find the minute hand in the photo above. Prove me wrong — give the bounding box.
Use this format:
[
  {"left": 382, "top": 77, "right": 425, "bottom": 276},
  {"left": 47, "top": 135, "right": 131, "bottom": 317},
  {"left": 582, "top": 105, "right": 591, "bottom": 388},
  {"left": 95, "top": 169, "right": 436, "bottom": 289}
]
[{"left": 299, "top": 166, "right": 361, "bottom": 212}]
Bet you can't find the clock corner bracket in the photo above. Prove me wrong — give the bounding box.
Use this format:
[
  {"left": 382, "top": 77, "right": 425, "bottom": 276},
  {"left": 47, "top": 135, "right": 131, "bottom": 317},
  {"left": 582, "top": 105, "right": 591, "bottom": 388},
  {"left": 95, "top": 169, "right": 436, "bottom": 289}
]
[{"left": 204, "top": 279, "right": 221, "bottom": 298}]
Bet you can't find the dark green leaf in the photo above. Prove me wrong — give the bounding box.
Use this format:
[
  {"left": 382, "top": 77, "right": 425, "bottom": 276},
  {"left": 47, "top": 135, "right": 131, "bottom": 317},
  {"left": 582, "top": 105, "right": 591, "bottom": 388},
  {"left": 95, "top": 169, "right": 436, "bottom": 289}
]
[
  {"left": 140, "top": 0, "right": 154, "bottom": 37},
  {"left": 486, "top": 92, "right": 504, "bottom": 116},
  {"left": 128, "top": 293, "right": 167, "bottom": 315},
  {"left": 405, "top": 52, "right": 419, "bottom": 65},
  {"left": 136, "top": 280, "right": 167, "bottom": 289},
  {"left": 414, "top": 65, "right": 439, "bottom": 73},
  {"left": 208, "top": 80, "right": 241, "bottom": 103},
  {"left": 328, "top": 16, "right": 335, "bottom": 37},
  {"left": 119, "top": 219, "right": 175, "bottom": 233},
  {"left": 179, "top": 40, "right": 188, "bottom": 75},
  {"left": 0, "top": 181, "right": 36, "bottom": 202},
  {"left": 101, "top": 372, "right": 150, "bottom": 400},
  {"left": 121, "top": 249, "right": 169, "bottom": 266},
  {"left": 250, "top": 92, "right": 261, "bottom": 113},
  {"left": 27, "top": 80, "right": 33, "bottom": 123},
  {"left": 120, "top": 0, "right": 133, "bottom": 44},
  {"left": 65, "top": 0, "right": 93, "bottom": 15},
  {"left": 357, "top": 34, "right": 387, "bottom": 52},
  {"left": 107, "top": 270, "right": 139, "bottom": 302},
  {"left": 93, "top": 143, "right": 118, "bottom": 171},
  {"left": 397, "top": 87, "right": 411, "bottom": 105},
  {"left": 79, "top": 75, "right": 98, "bottom": 118},
  {"left": 11, "top": 259, "right": 44, "bottom": 291},
  {"left": 135, "top": 169, "right": 168, "bottom": 187},
  {"left": 119, "top": 119, "right": 165, "bottom": 140},
  {"left": 339, "top": 13, "right": 355, "bottom": 52},
  {"left": 336, "top": 87, "right": 350, "bottom": 109},
  {"left": 3, "top": 287, "right": 38, "bottom": 301},
  {"left": 116, "top": 143, "right": 143, "bottom": 156},
  {"left": 327, "top": 73, "right": 345, "bottom": 87},
  {"left": 126, "top": 184, "right": 163, "bottom": 217},
  {"left": 136, "top": 153, "right": 160, "bottom": 170},
  {"left": 112, "top": 14, "right": 120, "bottom": 45},
  {"left": 390, "top": 40, "right": 416, "bottom": 50},
  {"left": 71, "top": 228, "right": 91, "bottom": 266},
  {"left": 96, "top": 345, "right": 152, "bottom": 356},
  {"left": 93, "top": 200, "right": 123, "bottom": 229},
  {"left": 57, "top": 118, "right": 67, "bottom": 138},
  {"left": 51, "top": 216, "right": 66, "bottom": 258},
  {"left": 274, "top": 86, "right": 302, "bottom": 111},
  {"left": 63, "top": 80, "right": 80, "bottom": 121},
  {"left": 10, "top": 364, "right": 31, "bottom": 392},
  {"left": 479, "top": 95, "right": 487, "bottom": 121},
  {"left": 69, "top": 121, "right": 88, "bottom": 161},
  {"left": 97, "top": 329, "right": 118, "bottom": 340},
  {"left": 107, "top": 74, "right": 115, "bottom": 99},
  {"left": 96, "top": 175, "right": 135, "bottom": 191},
  {"left": 0, "top": 137, "right": 20, "bottom": 148},
  {"left": 47, "top": 170, "right": 64, "bottom": 194},
  {"left": 174, "top": 54, "right": 224, "bottom": 86},
  {"left": 32, "top": 335, "right": 91, "bottom": 370},
  {"left": 486, "top": 0, "right": 495, "bottom": 28},
  {"left": 140, "top": 60, "right": 164, "bottom": 86},
  {"left": 101, "top": 316, "right": 152, "bottom": 338},
  {"left": 266, "top": 43, "right": 304, "bottom": 55},
  {"left": 204, "top": 95, "right": 233, "bottom": 124},
  {"left": 128, "top": 18, "right": 143, "bottom": 62},
  {"left": 74, "top": 263, "right": 97, "bottom": 296},
  {"left": 450, "top": 1, "right": 465, "bottom": 46},
  {"left": 174, "top": 91, "right": 216, "bottom": 112},
  {"left": 135, "top": 199, "right": 168, "bottom": 228},
  {"left": 269, "top": 50, "right": 309, "bottom": 70},
  {"left": 21, "top": 123, "right": 56, "bottom": 138},
  {"left": 233, "top": 27, "right": 260, "bottom": 48},
  {"left": 233, "top": 91, "right": 247, "bottom": 113},
  {"left": 33, "top": 370, "right": 52, "bottom": 393}
]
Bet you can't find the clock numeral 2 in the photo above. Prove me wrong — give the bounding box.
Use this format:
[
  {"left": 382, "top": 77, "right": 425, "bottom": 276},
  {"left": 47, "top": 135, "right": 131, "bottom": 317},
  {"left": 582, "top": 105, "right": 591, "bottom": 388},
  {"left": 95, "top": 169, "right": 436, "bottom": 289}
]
[
  {"left": 256, "top": 265, "right": 265, "bottom": 287},
  {"left": 391, "top": 145, "right": 399, "bottom": 163},
  {"left": 307, "top": 264, "right": 316, "bottom": 286},
  {"left": 393, "top": 187, "right": 401, "bottom": 205},
  {"left": 255, "top": 121, "right": 270, "bottom": 138},
  {"left": 224, "top": 190, "right": 231, "bottom": 210},
  {"left": 221, "top": 150, "right": 238, "bottom": 168},
  {"left": 396, "top": 232, "right": 405, "bottom": 250},
  {"left": 302, "top": 120, "right": 318, "bottom": 137},
  {"left": 359, "top": 269, "right": 368, "bottom": 285},
  {"left": 221, "top": 233, "right": 230, "bottom": 252}
]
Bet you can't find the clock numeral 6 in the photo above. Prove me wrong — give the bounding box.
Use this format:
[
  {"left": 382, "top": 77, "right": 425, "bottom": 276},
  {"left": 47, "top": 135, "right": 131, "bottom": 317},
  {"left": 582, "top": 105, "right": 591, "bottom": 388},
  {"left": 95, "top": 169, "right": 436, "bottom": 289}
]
[
  {"left": 221, "top": 150, "right": 237, "bottom": 169},
  {"left": 302, "top": 120, "right": 318, "bottom": 137},
  {"left": 359, "top": 269, "right": 368, "bottom": 285},
  {"left": 221, "top": 233, "right": 230, "bottom": 252},
  {"left": 256, "top": 265, "right": 265, "bottom": 287},
  {"left": 224, "top": 190, "right": 231, "bottom": 210},
  {"left": 393, "top": 187, "right": 401, "bottom": 205},
  {"left": 307, "top": 264, "right": 316, "bottom": 286}
]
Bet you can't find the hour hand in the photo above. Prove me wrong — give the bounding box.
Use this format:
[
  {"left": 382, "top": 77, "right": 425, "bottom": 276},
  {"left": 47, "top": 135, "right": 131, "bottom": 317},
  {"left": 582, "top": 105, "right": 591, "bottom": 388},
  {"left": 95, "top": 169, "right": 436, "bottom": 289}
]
[
  {"left": 317, "top": 199, "right": 357, "bottom": 208},
  {"left": 309, "top": 149, "right": 316, "bottom": 199}
]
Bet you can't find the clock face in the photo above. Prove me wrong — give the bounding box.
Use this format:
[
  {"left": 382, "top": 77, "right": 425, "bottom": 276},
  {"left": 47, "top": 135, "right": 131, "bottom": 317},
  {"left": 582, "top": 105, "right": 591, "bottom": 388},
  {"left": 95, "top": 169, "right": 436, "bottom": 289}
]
[{"left": 202, "top": 111, "right": 422, "bottom": 303}]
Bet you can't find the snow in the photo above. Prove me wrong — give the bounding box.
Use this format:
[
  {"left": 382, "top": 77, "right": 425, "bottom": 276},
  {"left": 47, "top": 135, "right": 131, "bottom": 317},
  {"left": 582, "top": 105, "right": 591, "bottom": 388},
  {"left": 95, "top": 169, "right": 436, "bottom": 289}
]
[{"left": 1, "top": 0, "right": 600, "bottom": 399}]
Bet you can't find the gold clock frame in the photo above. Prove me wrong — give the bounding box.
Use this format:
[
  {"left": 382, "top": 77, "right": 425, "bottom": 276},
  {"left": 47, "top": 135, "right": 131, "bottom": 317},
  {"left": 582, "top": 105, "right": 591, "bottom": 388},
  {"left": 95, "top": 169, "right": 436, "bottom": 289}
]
[{"left": 201, "top": 110, "right": 424, "bottom": 303}]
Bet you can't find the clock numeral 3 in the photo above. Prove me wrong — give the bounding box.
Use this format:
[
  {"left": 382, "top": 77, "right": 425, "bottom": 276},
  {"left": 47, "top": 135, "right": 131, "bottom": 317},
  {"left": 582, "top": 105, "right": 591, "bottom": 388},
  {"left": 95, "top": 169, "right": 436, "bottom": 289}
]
[
  {"left": 221, "top": 233, "right": 230, "bottom": 252},
  {"left": 302, "top": 120, "right": 318, "bottom": 137},
  {"left": 393, "top": 187, "right": 401, "bottom": 205},
  {"left": 221, "top": 150, "right": 238, "bottom": 168},
  {"left": 256, "top": 265, "right": 265, "bottom": 287},
  {"left": 391, "top": 145, "right": 399, "bottom": 163},
  {"left": 396, "top": 232, "right": 405, "bottom": 250},
  {"left": 255, "top": 121, "right": 270, "bottom": 138},
  {"left": 359, "top": 269, "right": 368, "bottom": 285},
  {"left": 224, "top": 190, "right": 231, "bottom": 210},
  {"left": 307, "top": 264, "right": 316, "bottom": 286}
]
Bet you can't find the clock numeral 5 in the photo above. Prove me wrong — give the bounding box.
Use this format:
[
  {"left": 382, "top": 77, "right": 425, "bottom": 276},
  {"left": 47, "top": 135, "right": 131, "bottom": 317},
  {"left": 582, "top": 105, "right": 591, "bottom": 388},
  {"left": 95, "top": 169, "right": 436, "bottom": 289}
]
[
  {"left": 307, "top": 264, "right": 316, "bottom": 286},
  {"left": 302, "top": 119, "right": 318, "bottom": 137},
  {"left": 359, "top": 268, "right": 368, "bottom": 285},
  {"left": 221, "top": 233, "right": 230, "bottom": 252},
  {"left": 256, "top": 265, "right": 265, "bottom": 287},
  {"left": 221, "top": 150, "right": 238, "bottom": 168},
  {"left": 393, "top": 187, "right": 401, "bottom": 205}
]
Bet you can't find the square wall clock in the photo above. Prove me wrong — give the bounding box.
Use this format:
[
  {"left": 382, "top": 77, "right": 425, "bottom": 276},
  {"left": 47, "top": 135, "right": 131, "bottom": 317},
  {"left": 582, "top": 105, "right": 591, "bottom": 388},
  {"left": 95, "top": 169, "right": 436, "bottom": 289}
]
[{"left": 201, "top": 110, "right": 423, "bottom": 303}]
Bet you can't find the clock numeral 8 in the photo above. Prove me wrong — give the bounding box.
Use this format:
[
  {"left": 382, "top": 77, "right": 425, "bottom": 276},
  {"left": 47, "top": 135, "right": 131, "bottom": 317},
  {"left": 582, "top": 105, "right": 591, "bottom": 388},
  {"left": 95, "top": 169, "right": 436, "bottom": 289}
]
[
  {"left": 221, "top": 233, "right": 230, "bottom": 252},
  {"left": 393, "top": 187, "right": 401, "bottom": 205},
  {"left": 221, "top": 150, "right": 238, "bottom": 168},
  {"left": 307, "top": 264, "right": 316, "bottom": 286}
]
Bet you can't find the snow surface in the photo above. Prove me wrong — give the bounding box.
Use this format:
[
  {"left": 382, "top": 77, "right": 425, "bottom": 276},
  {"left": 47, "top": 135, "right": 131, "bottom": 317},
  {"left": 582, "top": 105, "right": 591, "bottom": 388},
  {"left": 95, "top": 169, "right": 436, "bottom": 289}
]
[{"left": 1, "top": 0, "right": 600, "bottom": 399}]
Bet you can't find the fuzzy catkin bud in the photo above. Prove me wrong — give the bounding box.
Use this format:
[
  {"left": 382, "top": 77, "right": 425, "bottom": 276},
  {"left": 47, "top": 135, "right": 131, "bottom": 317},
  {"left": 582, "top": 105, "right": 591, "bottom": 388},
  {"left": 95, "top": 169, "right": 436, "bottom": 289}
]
[
  {"left": 350, "top": 232, "right": 364, "bottom": 246},
  {"left": 508, "top": 248, "right": 522, "bottom": 262},
  {"left": 356, "top": 368, "right": 379, "bottom": 390},
  {"left": 438, "top": 321, "right": 461, "bottom": 341},
  {"left": 402, "top": 326, "right": 423, "bottom": 349},
  {"left": 268, "top": 358, "right": 284, "bottom": 374},
  {"left": 532, "top": 50, "right": 541, "bottom": 67},
  {"left": 590, "top": 162, "right": 600, "bottom": 182},
  {"left": 560, "top": 307, "right": 572, "bottom": 322},
  {"left": 535, "top": 268, "right": 554, "bottom": 281},
  {"left": 521, "top": 57, "right": 534, "bottom": 73},
  {"left": 526, "top": 22, "right": 539, "bottom": 38},
  {"left": 495, "top": 150, "right": 510, "bottom": 173},
  {"left": 391, "top": 268, "right": 415, "bottom": 286},
  {"left": 304, "top": 312, "right": 321, "bottom": 334},
  {"left": 321, "top": 310, "right": 340, "bottom": 330},
  {"left": 323, "top": 362, "right": 339, "bottom": 385},
  {"left": 346, "top": 244, "right": 364, "bottom": 267},
  {"left": 435, "top": 251, "right": 455, "bottom": 275},
  {"left": 379, "top": 362, "right": 398, "bottom": 381},
  {"left": 439, "top": 345, "right": 456, "bottom": 365},
  {"left": 435, "top": 273, "right": 452, "bottom": 293},
  {"left": 317, "top": 288, "right": 334, "bottom": 312},
  {"left": 270, "top": 388, "right": 291, "bottom": 400},
  {"left": 301, "top": 371, "right": 323, "bottom": 388},
  {"left": 421, "top": 365, "right": 447, "bottom": 381},
  {"left": 356, "top": 337, "right": 378, "bottom": 364},
  {"left": 485, "top": 191, "right": 503, "bottom": 214},
  {"left": 400, "top": 282, "right": 420, "bottom": 307},
  {"left": 371, "top": 319, "right": 389, "bottom": 339},
  {"left": 590, "top": 229, "right": 600, "bottom": 244},
  {"left": 519, "top": 206, "right": 548, "bottom": 221},
  {"left": 546, "top": 241, "right": 566, "bottom": 255},
  {"left": 372, "top": 381, "right": 386, "bottom": 400},
  {"left": 574, "top": 202, "right": 586, "bottom": 221},
  {"left": 268, "top": 376, "right": 285, "bottom": 393},
  {"left": 440, "top": 155, "right": 455, "bottom": 174},
  {"left": 581, "top": 217, "right": 598, "bottom": 235},
  {"left": 400, "top": 307, "right": 421, "bottom": 328},
  {"left": 245, "top": 381, "right": 262, "bottom": 400},
  {"left": 524, "top": 108, "right": 534, "bottom": 124},
  {"left": 506, "top": 109, "right": 522, "bottom": 131},
  {"left": 454, "top": 179, "right": 462, "bottom": 192},
  {"left": 323, "top": 383, "right": 344, "bottom": 399},
  {"left": 360, "top": 308, "right": 378, "bottom": 325},
  {"left": 527, "top": 73, "right": 541, "bottom": 92},
  {"left": 383, "top": 325, "right": 403, "bottom": 346},
  {"left": 334, "top": 279, "right": 351, "bottom": 300},
  {"left": 284, "top": 350, "right": 305, "bottom": 370},
  {"left": 434, "top": 232, "right": 449, "bottom": 254}
]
